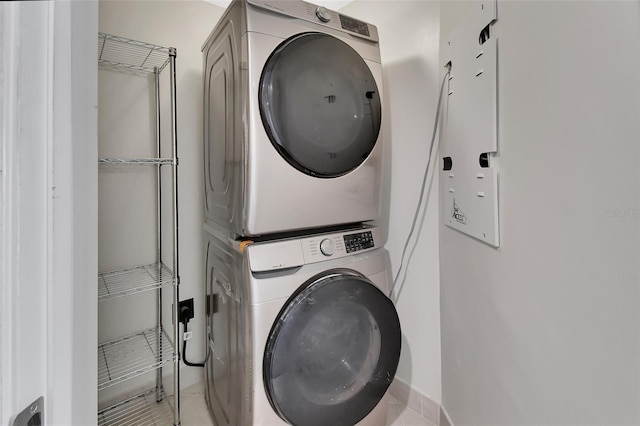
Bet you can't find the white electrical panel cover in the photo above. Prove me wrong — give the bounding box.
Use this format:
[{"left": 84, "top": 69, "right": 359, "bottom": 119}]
[{"left": 441, "top": 1, "right": 500, "bottom": 247}]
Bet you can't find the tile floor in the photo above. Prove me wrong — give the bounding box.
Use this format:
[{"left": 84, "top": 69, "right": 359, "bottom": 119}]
[
  {"left": 176, "top": 382, "right": 436, "bottom": 426},
  {"left": 386, "top": 395, "right": 437, "bottom": 426}
]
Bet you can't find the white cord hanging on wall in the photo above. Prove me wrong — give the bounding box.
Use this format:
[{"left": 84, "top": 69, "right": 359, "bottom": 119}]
[{"left": 441, "top": 0, "right": 500, "bottom": 247}]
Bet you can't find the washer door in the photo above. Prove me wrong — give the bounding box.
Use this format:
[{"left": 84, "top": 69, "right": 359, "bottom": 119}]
[
  {"left": 259, "top": 32, "right": 382, "bottom": 178},
  {"left": 263, "top": 269, "right": 401, "bottom": 426}
]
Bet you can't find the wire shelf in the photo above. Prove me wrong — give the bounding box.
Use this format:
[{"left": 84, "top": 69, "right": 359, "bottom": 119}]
[
  {"left": 98, "top": 389, "right": 174, "bottom": 426},
  {"left": 98, "top": 328, "right": 174, "bottom": 391},
  {"left": 98, "top": 33, "right": 171, "bottom": 74},
  {"left": 98, "top": 158, "right": 174, "bottom": 166},
  {"left": 99, "top": 263, "right": 174, "bottom": 302}
]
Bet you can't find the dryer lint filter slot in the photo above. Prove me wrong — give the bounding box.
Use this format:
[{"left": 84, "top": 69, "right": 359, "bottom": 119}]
[{"left": 441, "top": 0, "right": 500, "bottom": 247}]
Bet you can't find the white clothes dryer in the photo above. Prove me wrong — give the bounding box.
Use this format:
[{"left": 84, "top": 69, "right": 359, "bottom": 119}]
[
  {"left": 203, "top": 225, "right": 401, "bottom": 426},
  {"left": 202, "top": 0, "right": 385, "bottom": 237}
]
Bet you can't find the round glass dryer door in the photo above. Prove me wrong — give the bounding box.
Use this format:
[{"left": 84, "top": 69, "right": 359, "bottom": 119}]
[
  {"left": 263, "top": 269, "right": 401, "bottom": 426},
  {"left": 259, "top": 32, "right": 382, "bottom": 178}
]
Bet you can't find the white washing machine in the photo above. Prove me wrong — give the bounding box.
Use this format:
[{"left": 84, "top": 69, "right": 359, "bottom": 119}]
[
  {"left": 202, "top": 0, "right": 384, "bottom": 237},
  {"left": 204, "top": 225, "right": 401, "bottom": 426}
]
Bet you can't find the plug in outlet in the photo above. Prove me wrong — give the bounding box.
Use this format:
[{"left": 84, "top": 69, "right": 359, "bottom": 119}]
[
  {"left": 178, "top": 297, "right": 205, "bottom": 367},
  {"left": 178, "top": 298, "right": 194, "bottom": 324}
]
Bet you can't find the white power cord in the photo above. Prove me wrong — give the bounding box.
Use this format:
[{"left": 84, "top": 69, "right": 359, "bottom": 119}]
[{"left": 389, "top": 64, "right": 451, "bottom": 299}]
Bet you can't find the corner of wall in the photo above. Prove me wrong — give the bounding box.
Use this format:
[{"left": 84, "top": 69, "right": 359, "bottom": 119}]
[{"left": 389, "top": 377, "right": 442, "bottom": 426}]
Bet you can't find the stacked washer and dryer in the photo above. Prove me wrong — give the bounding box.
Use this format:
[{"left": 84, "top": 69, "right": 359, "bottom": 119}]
[{"left": 201, "top": 1, "right": 401, "bottom": 425}]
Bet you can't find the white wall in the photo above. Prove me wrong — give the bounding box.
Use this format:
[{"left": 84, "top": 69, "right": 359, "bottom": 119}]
[
  {"left": 99, "top": 0, "right": 224, "bottom": 393},
  {"left": 440, "top": 1, "right": 640, "bottom": 424},
  {"left": 341, "top": 0, "right": 442, "bottom": 403}
]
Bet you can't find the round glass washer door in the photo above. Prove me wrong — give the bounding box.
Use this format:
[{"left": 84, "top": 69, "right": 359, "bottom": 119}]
[
  {"left": 259, "top": 32, "right": 382, "bottom": 178},
  {"left": 263, "top": 269, "right": 401, "bottom": 426}
]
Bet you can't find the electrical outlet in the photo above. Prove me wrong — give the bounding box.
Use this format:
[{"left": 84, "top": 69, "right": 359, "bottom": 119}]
[{"left": 178, "top": 298, "right": 194, "bottom": 323}]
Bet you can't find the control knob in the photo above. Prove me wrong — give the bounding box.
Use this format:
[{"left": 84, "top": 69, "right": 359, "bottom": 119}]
[
  {"left": 319, "top": 238, "right": 335, "bottom": 256},
  {"left": 315, "top": 6, "right": 331, "bottom": 23}
]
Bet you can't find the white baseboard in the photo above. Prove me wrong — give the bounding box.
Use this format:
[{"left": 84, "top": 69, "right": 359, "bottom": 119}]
[
  {"left": 440, "top": 404, "right": 454, "bottom": 426},
  {"left": 388, "top": 377, "right": 451, "bottom": 426}
]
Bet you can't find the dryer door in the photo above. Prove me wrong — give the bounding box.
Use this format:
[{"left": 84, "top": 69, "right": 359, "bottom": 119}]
[
  {"left": 263, "top": 269, "right": 401, "bottom": 426},
  {"left": 259, "top": 32, "right": 382, "bottom": 178}
]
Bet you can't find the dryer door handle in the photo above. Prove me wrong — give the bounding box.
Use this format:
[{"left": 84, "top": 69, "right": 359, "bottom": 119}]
[
  {"left": 207, "top": 293, "right": 219, "bottom": 316},
  {"left": 207, "top": 293, "right": 218, "bottom": 345}
]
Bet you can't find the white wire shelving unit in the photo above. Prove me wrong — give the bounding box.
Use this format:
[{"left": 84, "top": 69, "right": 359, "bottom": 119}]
[
  {"left": 98, "top": 328, "right": 174, "bottom": 391},
  {"left": 98, "top": 389, "right": 174, "bottom": 426},
  {"left": 97, "top": 32, "right": 181, "bottom": 426},
  {"left": 98, "top": 32, "right": 171, "bottom": 74},
  {"left": 98, "top": 263, "right": 174, "bottom": 301},
  {"left": 98, "top": 158, "right": 175, "bottom": 166}
]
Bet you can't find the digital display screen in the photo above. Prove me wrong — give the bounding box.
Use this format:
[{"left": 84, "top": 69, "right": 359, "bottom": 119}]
[
  {"left": 339, "top": 14, "right": 370, "bottom": 37},
  {"left": 344, "top": 231, "right": 374, "bottom": 253}
]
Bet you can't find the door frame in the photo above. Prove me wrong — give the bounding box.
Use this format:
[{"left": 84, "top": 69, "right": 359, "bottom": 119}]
[{"left": 0, "top": 2, "right": 98, "bottom": 425}]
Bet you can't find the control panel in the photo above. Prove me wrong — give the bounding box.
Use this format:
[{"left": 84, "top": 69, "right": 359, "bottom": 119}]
[
  {"left": 344, "top": 230, "right": 374, "bottom": 253},
  {"left": 247, "top": 0, "right": 379, "bottom": 42},
  {"left": 300, "top": 227, "right": 379, "bottom": 264},
  {"left": 338, "top": 15, "right": 370, "bottom": 37},
  {"left": 247, "top": 227, "right": 381, "bottom": 272}
]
